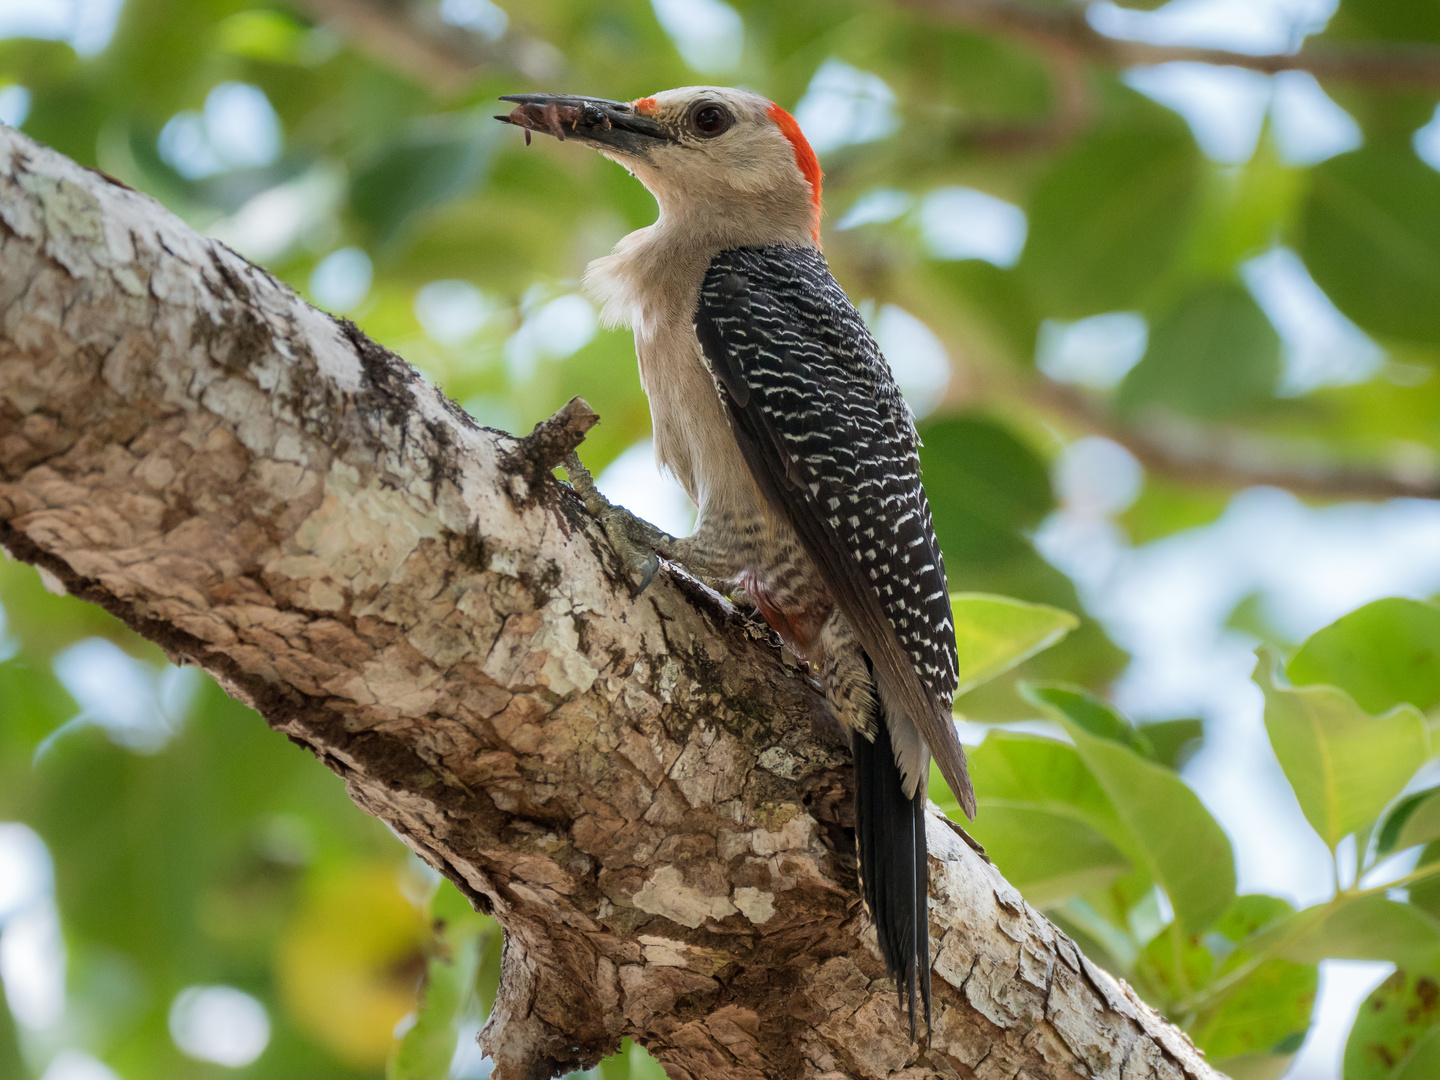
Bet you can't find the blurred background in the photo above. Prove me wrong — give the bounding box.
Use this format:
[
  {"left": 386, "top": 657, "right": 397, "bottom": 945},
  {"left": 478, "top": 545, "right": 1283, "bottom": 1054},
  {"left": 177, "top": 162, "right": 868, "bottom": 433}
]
[{"left": 2, "top": 0, "right": 1439, "bottom": 1077}]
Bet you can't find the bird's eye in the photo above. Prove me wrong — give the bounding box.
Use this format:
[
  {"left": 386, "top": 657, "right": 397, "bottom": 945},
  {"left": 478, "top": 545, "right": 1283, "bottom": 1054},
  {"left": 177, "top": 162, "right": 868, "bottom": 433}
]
[{"left": 691, "top": 103, "right": 733, "bottom": 137}]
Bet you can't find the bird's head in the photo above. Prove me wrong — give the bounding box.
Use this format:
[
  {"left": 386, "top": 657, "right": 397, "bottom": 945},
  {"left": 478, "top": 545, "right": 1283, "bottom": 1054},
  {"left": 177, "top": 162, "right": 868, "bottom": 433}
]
[{"left": 497, "top": 87, "right": 823, "bottom": 246}]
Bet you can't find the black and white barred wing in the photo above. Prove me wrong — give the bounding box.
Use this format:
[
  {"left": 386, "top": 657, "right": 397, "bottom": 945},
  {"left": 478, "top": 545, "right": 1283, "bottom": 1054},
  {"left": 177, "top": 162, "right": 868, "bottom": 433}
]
[{"left": 694, "top": 245, "right": 974, "bottom": 817}]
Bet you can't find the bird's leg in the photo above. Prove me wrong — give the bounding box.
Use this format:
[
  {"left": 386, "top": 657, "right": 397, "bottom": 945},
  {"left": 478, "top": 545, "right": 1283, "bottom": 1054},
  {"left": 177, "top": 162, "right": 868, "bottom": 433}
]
[
  {"left": 564, "top": 452, "right": 668, "bottom": 594},
  {"left": 663, "top": 533, "right": 751, "bottom": 603},
  {"left": 820, "top": 612, "right": 879, "bottom": 740},
  {"left": 565, "top": 453, "right": 743, "bottom": 601}
]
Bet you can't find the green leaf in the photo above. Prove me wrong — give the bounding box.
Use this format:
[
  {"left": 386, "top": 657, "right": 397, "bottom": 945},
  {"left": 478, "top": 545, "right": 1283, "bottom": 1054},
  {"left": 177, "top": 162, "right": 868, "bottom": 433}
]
[
  {"left": 214, "top": 9, "right": 309, "bottom": 62},
  {"left": 388, "top": 880, "right": 495, "bottom": 1080},
  {"left": 950, "top": 594, "right": 1079, "bottom": 696},
  {"left": 959, "top": 803, "right": 1130, "bottom": 906},
  {"left": 1217, "top": 893, "right": 1298, "bottom": 943},
  {"left": 1197, "top": 959, "right": 1316, "bottom": 1062},
  {"left": 1414, "top": 842, "right": 1440, "bottom": 922},
  {"left": 1397, "top": 1027, "right": 1440, "bottom": 1080},
  {"left": 1196, "top": 896, "right": 1315, "bottom": 1068},
  {"left": 963, "top": 730, "right": 1122, "bottom": 822},
  {"left": 1058, "top": 718, "right": 1236, "bottom": 934},
  {"left": 1141, "top": 718, "right": 1206, "bottom": 771},
  {"left": 1137, "top": 923, "right": 1215, "bottom": 998},
  {"left": 388, "top": 923, "right": 483, "bottom": 1080},
  {"left": 599, "top": 1039, "right": 670, "bottom": 1079},
  {"left": 1299, "top": 148, "right": 1440, "bottom": 347},
  {"left": 1023, "top": 682, "right": 1151, "bottom": 756},
  {"left": 1201, "top": 966, "right": 1316, "bottom": 1068},
  {"left": 1401, "top": 801, "right": 1440, "bottom": 856},
  {"left": 1379, "top": 788, "right": 1440, "bottom": 855},
  {"left": 1052, "top": 893, "right": 1146, "bottom": 973},
  {"left": 1287, "top": 598, "right": 1440, "bottom": 715},
  {"left": 924, "top": 259, "right": 1041, "bottom": 364},
  {"left": 1345, "top": 967, "right": 1440, "bottom": 1080},
  {"left": 1393, "top": 1031, "right": 1440, "bottom": 1080},
  {"left": 1279, "top": 896, "right": 1440, "bottom": 967},
  {"left": 1117, "top": 284, "right": 1281, "bottom": 418},
  {"left": 0, "top": 989, "right": 22, "bottom": 1080},
  {"left": 918, "top": 415, "right": 1055, "bottom": 566},
  {"left": 1020, "top": 122, "right": 1201, "bottom": 316},
  {"left": 351, "top": 112, "right": 500, "bottom": 247},
  {"left": 1255, "top": 652, "right": 1429, "bottom": 850},
  {"left": 1324, "top": 0, "right": 1440, "bottom": 44},
  {"left": 952, "top": 731, "right": 1136, "bottom": 896},
  {"left": 1207, "top": 1051, "right": 1301, "bottom": 1080},
  {"left": 1120, "top": 477, "right": 1230, "bottom": 546}
]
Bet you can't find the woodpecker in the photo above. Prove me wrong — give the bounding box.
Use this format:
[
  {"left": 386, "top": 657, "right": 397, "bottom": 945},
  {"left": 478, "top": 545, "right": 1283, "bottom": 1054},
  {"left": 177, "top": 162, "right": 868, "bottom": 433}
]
[{"left": 497, "top": 88, "right": 974, "bottom": 1037}]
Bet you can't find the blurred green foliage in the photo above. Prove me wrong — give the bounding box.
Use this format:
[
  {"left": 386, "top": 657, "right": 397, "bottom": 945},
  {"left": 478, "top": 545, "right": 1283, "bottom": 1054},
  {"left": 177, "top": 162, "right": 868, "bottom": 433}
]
[
  {"left": 3, "top": 0, "right": 1440, "bottom": 1076},
  {"left": 933, "top": 599, "right": 1440, "bottom": 1080}
]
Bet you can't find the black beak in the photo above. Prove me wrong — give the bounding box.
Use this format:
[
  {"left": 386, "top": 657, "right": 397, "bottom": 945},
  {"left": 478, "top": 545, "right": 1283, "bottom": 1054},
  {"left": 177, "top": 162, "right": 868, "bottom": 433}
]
[{"left": 495, "top": 94, "right": 677, "bottom": 154}]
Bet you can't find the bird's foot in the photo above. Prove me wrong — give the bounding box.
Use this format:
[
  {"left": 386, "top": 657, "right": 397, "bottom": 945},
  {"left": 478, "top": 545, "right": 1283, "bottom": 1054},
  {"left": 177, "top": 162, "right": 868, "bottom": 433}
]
[{"left": 564, "top": 452, "right": 666, "bottom": 596}]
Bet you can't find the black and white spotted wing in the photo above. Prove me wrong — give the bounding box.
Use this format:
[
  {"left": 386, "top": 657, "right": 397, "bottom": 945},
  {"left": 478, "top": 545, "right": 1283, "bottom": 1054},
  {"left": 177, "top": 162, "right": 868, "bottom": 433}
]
[{"left": 694, "top": 245, "right": 975, "bottom": 817}]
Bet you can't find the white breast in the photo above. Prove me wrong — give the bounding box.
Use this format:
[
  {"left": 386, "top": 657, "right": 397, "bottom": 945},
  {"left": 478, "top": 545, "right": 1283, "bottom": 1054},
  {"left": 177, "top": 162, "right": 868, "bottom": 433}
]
[{"left": 584, "top": 226, "right": 766, "bottom": 527}]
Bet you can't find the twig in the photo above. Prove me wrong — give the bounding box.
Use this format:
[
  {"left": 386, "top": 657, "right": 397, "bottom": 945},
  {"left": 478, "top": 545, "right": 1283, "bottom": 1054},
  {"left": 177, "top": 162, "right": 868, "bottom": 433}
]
[
  {"left": 501, "top": 396, "right": 599, "bottom": 504},
  {"left": 898, "top": 0, "right": 1440, "bottom": 88},
  {"left": 1353, "top": 859, "right": 1440, "bottom": 898},
  {"left": 518, "top": 396, "right": 599, "bottom": 473},
  {"left": 294, "top": 0, "right": 491, "bottom": 90},
  {"left": 290, "top": 0, "right": 560, "bottom": 93},
  {"left": 1030, "top": 382, "right": 1440, "bottom": 503},
  {"left": 1177, "top": 860, "right": 1440, "bottom": 1016}
]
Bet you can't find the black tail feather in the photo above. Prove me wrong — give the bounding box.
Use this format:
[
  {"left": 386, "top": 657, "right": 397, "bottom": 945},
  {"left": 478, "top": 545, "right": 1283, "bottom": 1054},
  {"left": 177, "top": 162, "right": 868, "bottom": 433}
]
[{"left": 852, "top": 718, "right": 931, "bottom": 1042}]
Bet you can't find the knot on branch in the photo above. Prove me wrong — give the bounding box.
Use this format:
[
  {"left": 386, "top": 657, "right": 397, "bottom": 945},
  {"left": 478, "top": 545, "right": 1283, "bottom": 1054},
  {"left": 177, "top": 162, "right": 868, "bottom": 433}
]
[{"left": 501, "top": 396, "right": 600, "bottom": 504}]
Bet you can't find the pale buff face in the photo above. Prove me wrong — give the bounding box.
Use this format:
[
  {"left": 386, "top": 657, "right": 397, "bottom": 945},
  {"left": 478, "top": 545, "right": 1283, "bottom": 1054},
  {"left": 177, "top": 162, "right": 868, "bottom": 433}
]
[{"left": 611, "top": 88, "right": 811, "bottom": 204}]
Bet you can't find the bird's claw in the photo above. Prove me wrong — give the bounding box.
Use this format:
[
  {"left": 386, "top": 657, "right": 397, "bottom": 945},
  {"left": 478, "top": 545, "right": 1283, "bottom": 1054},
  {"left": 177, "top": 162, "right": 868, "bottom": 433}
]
[
  {"left": 633, "top": 551, "right": 661, "bottom": 597},
  {"left": 603, "top": 520, "right": 662, "bottom": 596},
  {"left": 564, "top": 452, "right": 665, "bottom": 595}
]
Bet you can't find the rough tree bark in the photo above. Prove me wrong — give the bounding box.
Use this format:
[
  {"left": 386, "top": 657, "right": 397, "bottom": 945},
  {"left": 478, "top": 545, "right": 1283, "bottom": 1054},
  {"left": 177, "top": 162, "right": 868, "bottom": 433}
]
[{"left": 0, "top": 128, "right": 1224, "bottom": 1080}]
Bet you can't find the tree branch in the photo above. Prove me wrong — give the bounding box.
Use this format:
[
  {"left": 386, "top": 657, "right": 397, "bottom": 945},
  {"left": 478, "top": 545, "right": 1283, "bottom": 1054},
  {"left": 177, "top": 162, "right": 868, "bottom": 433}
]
[
  {"left": 0, "top": 127, "right": 1223, "bottom": 1079},
  {"left": 898, "top": 0, "right": 1440, "bottom": 88},
  {"left": 1030, "top": 382, "right": 1440, "bottom": 503},
  {"left": 288, "top": 0, "right": 561, "bottom": 94},
  {"left": 294, "top": 0, "right": 494, "bottom": 90}
]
